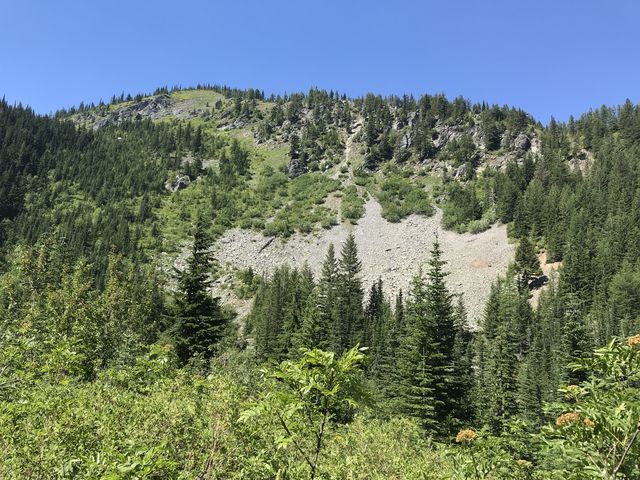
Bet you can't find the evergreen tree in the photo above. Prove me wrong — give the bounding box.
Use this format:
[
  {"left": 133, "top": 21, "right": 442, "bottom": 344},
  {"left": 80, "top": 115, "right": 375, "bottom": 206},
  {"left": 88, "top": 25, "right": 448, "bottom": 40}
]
[
  {"left": 173, "top": 216, "right": 225, "bottom": 364},
  {"left": 395, "top": 239, "right": 465, "bottom": 433},
  {"left": 364, "top": 278, "right": 384, "bottom": 349},
  {"left": 375, "top": 289, "right": 406, "bottom": 401},
  {"left": 396, "top": 270, "right": 436, "bottom": 429},
  {"left": 294, "top": 290, "right": 329, "bottom": 350},
  {"left": 423, "top": 238, "right": 460, "bottom": 431},
  {"left": 319, "top": 244, "right": 340, "bottom": 352},
  {"left": 289, "top": 133, "right": 300, "bottom": 160},
  {"left": 450, "top": 295, "right": 475, "bottom": 427},
  {"left": 475, "top": 276, "right": 531, "bottom": 433},
  {"left": 514, "top": 236, "right": 542, "bottom": 290},
  {"left": 335, "top": 234, "right": 364, "bottom": 352}
]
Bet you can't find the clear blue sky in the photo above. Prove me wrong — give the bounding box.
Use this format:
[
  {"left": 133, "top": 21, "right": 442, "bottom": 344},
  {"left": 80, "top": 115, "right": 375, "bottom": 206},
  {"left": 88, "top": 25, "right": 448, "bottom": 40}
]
[{"left": 2, "top": 0, "right": 639, "bottom": 122}]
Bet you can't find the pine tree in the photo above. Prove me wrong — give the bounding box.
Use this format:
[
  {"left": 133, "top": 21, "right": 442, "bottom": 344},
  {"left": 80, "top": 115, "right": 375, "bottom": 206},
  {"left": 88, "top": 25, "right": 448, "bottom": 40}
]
[
  {"left": 281, "top": 265, "right": 315, "bottom": 354},
  {"left": 335, "top": 234, "right": 364, "bottom": 352},
  {"left": 395, "top": 239, "right": 465, "bottom": 433},
  {"left": 319, "top": 244, "right": 340, "bottom": 352},
  {"left": 395, "top": 289, "right": 404, "bottom": 331},
  {"left": 475, "top": 277, "right": 528, "bottom": 433},
  {"left": 514, "top": 236, "right": 542, "bottom": 290},
  {"left": 516, "top": 328, "right": 552, "bottom": 428},
  {"left": 375, "top": 289, "right": 406, "bottom": 401},
  {"left": 294, "top": 290, "right": 329, "bottom": 350},
  {"left": 423, "top": 238, "right": 459, "bottom": 431},
  {"left": 396, "top": 270, "right": 436, "bottom": 428},
  {"left": 450, "top": 295, "right": 474, "bottom": 427},
  {"left": 289, "top": 133, "right": 300, "bottom": 160},
  {"left": 364, "top": 278, "right": 384, "bottom": 349},
  {"left": 364, "top": 278, "right": 390, "bottom": 374},
  {"left": 173, "top": 216, "right": 225, "bottom": 364}
]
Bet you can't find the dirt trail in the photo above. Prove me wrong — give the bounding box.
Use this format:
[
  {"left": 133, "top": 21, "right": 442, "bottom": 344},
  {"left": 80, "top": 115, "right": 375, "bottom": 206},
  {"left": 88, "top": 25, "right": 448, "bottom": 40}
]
[{"left": 214, "top": 199, "right": 514, "bottom": 325}]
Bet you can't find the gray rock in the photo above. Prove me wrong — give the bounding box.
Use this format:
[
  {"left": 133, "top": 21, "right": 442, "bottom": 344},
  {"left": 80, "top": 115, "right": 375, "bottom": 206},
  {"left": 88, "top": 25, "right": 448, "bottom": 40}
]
[
  {"left": 287, "top": 158, "right": 307, "bottom": 177},
  {"left": 172, "top": 174, "right": 191, "bottom": 192},
  {"left": 433, "top": 125, "right": 462, "bottom": 148},
  {"left": 513, "top": 133, "right": 531, "bottom": 152},
  {"left": 453, "top": 163, "right": 468, "bottom": 180}
]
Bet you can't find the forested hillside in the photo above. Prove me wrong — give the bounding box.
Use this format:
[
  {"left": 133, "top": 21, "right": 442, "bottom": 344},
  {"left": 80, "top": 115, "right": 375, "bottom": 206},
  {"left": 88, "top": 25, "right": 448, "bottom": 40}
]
[{"left": 1, "top": 87, "right": 640, "bottom": 478}]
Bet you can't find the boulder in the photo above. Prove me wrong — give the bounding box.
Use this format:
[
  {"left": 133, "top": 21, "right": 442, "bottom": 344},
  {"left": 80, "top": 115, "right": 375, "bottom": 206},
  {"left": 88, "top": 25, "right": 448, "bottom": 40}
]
[
  {"left": 513, "top": 133, "right": 531, "bottom": 152},
  {"left": 172, "top": 174, "right": 191, "bottom": 192}
]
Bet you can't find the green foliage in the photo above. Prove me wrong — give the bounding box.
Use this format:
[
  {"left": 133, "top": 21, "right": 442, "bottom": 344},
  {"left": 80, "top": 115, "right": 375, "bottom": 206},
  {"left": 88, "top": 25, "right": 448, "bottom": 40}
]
[
  {"left": 0, "top": 239, "right": 163, "bottom": 383},
  {"left": 514, "top": 237, "right": 542, "bottom": 290},
  {"left": 335, "top": 234, "right": 365, "bottom": 351},
  {"left": 442, "top": 182, "right": 483, "bottom": 230},
  {"left": 475, "top": 275, "right": 534, "bottom": 433},
  {"left": 375, "top": 173, "right": 433, "bottom": 222},
  {"left": 0, "top": 348, "right": 257, "bottom": 479},
  {"left": 4, "top": 86, "right": 640, "bottom": 479},
  {"left": 171, "top": 216, "right": 227, "bottom": 364},
  {"left": 341, "top": 185, "right": 366, "bottom": 222},
  {"left": 538, "top": 336, "right": 640, "bottom": 479},
  {"left": 248, "top": 264, "right": 315, "bottom": 360},
  {"left": 262, "top": 173, "right": 339, "bottom": 237},
  {"left": 450, "top": 425, "right": 533, "bottom": 480},
  {"left": 241, "top": 347, "right": 368, "bottom": 479},
  {"left": 395, "top": 240, "right": 470, "bottom": 433}
]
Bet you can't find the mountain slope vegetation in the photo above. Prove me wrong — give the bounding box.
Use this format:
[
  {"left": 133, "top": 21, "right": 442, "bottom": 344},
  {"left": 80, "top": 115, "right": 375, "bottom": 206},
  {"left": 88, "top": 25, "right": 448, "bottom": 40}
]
[{"left": 1, "top": 87, "right": 640, "bottom": 478}]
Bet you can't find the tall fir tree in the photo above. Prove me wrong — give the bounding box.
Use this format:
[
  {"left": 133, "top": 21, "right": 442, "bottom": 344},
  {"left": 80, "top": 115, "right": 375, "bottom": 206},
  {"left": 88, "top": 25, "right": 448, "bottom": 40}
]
[
  {"left": 319, "top": 244, "right": 341, "bottom": 352},
  {"left": 423, "top": 237, "right": 460, "bottom": 432},
  {"left": 375, "top": 289, "right": 406, "bottom": 401},
  {"left": 396, "top": 270, "right": 436, "bottom": 429},
  {"left": 514, "top": 236, "right": 542, "bottom": 290},
  {"left": 395, "top": 238, "right": 466, "bottom": 433},
  {"left": 335, "top": 234, "right": 364, "bottom": 352},
  {"left": 173, "top": 215, "right": 226, "bottom": 364},
  {"left": 475, "top": 276, "right": 531, "bottom": 433},
  {"left": 450, "top": 295, "right": 475, "bottom": 427}
]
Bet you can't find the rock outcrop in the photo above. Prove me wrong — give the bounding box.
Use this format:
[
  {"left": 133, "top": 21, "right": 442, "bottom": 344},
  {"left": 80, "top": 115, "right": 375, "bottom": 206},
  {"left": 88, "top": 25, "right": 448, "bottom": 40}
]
[
  {"left": 172, "top": 175, "right": 191, "bottom": 192},
  {"left": 513, "top": 133, "right": 531, "bottom": 152}
]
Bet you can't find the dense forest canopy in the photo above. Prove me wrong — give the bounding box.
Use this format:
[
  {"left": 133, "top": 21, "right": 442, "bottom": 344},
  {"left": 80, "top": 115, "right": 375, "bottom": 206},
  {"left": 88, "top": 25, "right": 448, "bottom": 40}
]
[{"left": 1, "top": 87, "right": 640, "bottom": 478}]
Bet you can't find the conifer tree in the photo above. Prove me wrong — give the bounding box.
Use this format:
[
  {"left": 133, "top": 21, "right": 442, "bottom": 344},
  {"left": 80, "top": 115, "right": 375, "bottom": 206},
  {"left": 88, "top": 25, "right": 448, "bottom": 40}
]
[
  {"left": 293, "top": 289, "right": 329, "bottom": 351},
  {"left": 423, "top": 237, "right": 460, "bottom": 431},
  {"left": 173, "top": 215, "right": 225, "bottom": 364},
  {"left": 450, "top": 295, "right": 475, "bottom": 427},
  {"left": 396, "top": 271, "right": 436, "bottom": 428},
  {"left": 514, "top": 236, "right": 542, "bottom": 290},
  {"left": 516, "top": 330, "right": 552, "bottom": 428},
  {"left": 364, "top": 278, "right": 384, "bottom": 350},
  {"left": 395, "top": 289, "right": 404, "bottom": 329},
  {"left": 281, "top": 265, "right": 315, "bottom": 354},
  {"left": 319, "top": 244, "right": 340, "bottom": 352},
  {"left": 289, "top": 133, "right": 300, "bottom": 160},
  {"left": 335, "top": 234, "right": 364, "bottom": 351},
  {"left": 394, "top": 239, "right": 467, "bottom": 432},
  {"left": 475, "top": 277, "right": 529, "bottom": 433},
  {"left": 375, "top": 289, "right": 406, "bottom": 400}
]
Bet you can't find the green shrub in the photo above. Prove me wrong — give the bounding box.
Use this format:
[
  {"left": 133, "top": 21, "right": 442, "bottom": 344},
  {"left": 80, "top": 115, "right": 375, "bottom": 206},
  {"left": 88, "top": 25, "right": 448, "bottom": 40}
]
[
  {"left": 341, "top": 185, "right": 366, "bottom": 222},
  {"left": 375, "top": 174, "right": 433, "bottom": 222}
]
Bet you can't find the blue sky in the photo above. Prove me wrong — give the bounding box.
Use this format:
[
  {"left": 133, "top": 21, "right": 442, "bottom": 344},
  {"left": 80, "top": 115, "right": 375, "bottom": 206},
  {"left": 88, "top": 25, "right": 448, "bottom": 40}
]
[{"left": 1, "top": 0, "right": 639, "bottom": 122}]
